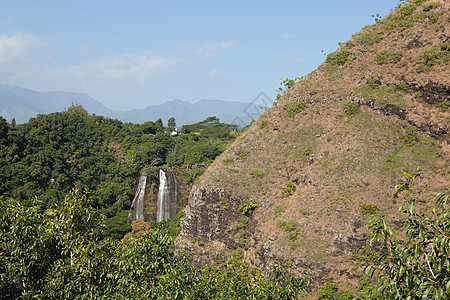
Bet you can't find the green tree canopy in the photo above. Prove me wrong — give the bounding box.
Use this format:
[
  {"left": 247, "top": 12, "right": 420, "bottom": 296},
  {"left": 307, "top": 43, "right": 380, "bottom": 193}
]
[
  {"left": 364, "top": 170, "right": 450, "bottom": 299},
  {"left": 167, "top": 117, "right": 176, "bottom": 131},
  {"left": 0, "top": 116, "right": 8, "bottom": 141},
  {"left": 1, "top": 189, "right": 309, "bottom": 299},
  {"left": 155, "top": 117, "right": 163, "bottom": 129}
]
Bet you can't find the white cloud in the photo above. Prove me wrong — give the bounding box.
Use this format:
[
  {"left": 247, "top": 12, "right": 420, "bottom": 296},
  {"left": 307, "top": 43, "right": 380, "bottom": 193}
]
[
  {"left": 193, "top": 41, "right": 236, "bottom": 59},
  {"left": 280, "top": 32, "right": 295, "bottom": 39},
  {"left": 26, "top": 53, "right": 181, "bottom": 93},
  {"left": 0, "top": 32, "right": 47, "bottom": 63},
  {"left": 208, "top": 69, "right": 225, "bottom": 79},
  {"left": 79, "top": 53, "right": 177, "bottom": 82}
]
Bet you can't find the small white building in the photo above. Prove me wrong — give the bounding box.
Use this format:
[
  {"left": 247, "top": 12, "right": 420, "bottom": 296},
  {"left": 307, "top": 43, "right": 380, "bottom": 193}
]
[{"left": 170, "top": 128, "right": 180, "bottom": 136}]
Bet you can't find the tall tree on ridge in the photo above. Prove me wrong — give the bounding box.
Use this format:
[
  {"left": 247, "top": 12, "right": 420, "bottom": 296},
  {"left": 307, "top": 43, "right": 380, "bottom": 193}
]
[{"left": 167, "top": 117, "right": 176, "bottom": 131}]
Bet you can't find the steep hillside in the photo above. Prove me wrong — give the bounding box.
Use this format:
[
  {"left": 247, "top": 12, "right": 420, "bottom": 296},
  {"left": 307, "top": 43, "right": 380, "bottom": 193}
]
[{"left": 177, "top": 0, "right": 449, "bottom": 291}]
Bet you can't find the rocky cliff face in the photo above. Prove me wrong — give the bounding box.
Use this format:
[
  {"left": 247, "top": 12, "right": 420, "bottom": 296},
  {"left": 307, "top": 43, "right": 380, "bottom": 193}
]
[
  {"left": 177, "top": 0, "right": 449, "bottom": 288},
  {"left": 179, "top": 187, "right": 240, "bottom": 246}
]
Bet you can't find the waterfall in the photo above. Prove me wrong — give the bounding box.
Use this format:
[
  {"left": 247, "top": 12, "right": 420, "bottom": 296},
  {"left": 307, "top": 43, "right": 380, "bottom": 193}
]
[
  {"left": 157, "top": 169, "right": 177, "bottom": 222},
  {"left": 130, "top": 175, "right": 147, "bottom": 221}
]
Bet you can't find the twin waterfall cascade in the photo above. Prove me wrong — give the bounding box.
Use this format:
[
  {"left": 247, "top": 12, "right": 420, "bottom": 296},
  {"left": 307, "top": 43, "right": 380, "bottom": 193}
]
[
  {"left": 157, "top": 169, "right": 178, "bottom": 222},
  {"left": 130, "top": 175, "right": 147, "bottom": 221},
  {"left": 130, "top": 170, "right": 177, "bottom": 222}
]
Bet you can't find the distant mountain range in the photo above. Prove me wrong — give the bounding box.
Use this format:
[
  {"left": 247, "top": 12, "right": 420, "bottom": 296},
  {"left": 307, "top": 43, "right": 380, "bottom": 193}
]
[{"left": 0, "top": 85, "right": 269, "bottom": 126}]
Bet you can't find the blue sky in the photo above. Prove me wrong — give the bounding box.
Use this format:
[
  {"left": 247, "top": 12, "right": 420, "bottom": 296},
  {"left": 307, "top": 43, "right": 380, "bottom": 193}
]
[{"left": 0, "top": 0, "right": 399, "bottom": 110}]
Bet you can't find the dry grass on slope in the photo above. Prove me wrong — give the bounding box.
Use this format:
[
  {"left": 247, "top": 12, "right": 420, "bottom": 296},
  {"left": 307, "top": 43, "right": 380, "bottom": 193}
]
[{"left": 182, "top": 0, "right": 449, "bottom": 289}]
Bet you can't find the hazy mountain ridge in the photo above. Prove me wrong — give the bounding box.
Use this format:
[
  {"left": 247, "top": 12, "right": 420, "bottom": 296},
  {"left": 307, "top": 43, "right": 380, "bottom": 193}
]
[
  {"left": 0, "top": 85, "right": 265, "bottom": 126},
  {"left": 114, "top": 98, "right": 264, "bottom": 125},
  {"left": 0, "top": 85, "right": 114, "bottom": 123}
]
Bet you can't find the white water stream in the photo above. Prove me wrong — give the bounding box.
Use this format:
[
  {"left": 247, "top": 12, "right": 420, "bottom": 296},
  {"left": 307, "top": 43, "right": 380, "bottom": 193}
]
[
  {"left": 130, "top": 175, "right": 147, "bottom": 220},
  {"left": 157, "top": 169, "right": 177, "bottom": 222}
]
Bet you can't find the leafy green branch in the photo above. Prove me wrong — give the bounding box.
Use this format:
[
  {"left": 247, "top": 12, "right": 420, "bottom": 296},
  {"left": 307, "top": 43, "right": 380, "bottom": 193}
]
[
  {"left": 363, "top": 170, "right": 450, "bottom": 299},
  {"left": 276, "top": 77, "right": 302, "bottom": 100}
]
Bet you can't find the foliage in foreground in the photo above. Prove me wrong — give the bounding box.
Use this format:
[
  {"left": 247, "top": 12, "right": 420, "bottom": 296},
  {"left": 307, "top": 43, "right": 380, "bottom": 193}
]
[
  {"left": 364, "top": 170, "right": 450, "bottom": 299},
  {"left": 0, "top": 189, "right": 308, "bottom": 299}
]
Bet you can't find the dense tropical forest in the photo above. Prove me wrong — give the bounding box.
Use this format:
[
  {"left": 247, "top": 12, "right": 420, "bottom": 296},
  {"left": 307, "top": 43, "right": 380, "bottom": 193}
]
[
  {"left": 0, "top": 189, "right": 308, "bottom": 298},
  {"left": 0, "top": 105, "right": 237, "bottom": 238}
]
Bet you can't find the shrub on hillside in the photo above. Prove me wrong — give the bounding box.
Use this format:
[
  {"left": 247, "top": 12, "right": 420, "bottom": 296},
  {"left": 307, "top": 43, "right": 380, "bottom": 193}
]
[
  {"left": 317, "top": 280, "right": 353, "bottom": 300},
  {"left": 417, "top": 43, "right": 450, "bottom": 70},
  {"left": 278, "top": 220, "right": 301, "bottom": 232},
  {"left": 342, "top": 101, "right": 361, "bottom": 116},
  {"left": 402, "top": 125, "right": 420, "bottom": 145},
  {"left": 239, "top": 198, "right": 258, "bottom": 228},
  {"left": 366, "top": 77, "right": 381, "bottom": 89},
  {"left": 240, "top": 197, "right": 258, "bottom": 217},
  {"left": 222, "top": 157, "right": 234, "bottom": 166},
  {"left": 375, "top": 49, "right": 403, "bottom": 64},
  {"left": 274, "top": 204, "right": 285, "bottom": 217},
  {"left": 326, "top": 50, "right": 356, "bottom": 66},
  {"left": 238, "top": 150, "right": 250, "bottom": 159},
  {"left": 281, "top": 181, "right": 296, "bottom": 197},
  {"left": 359, "top": 202, "right": 378, "bottom": 216},
  {"left": 299, "top": 207, "right": 312, "bottom": 216},
  {"left": 250, "top": 167, "right": 266, "bottom": 179},
  {"left": 351, "top": 246, "right": 382, "bottom": 266},
  {"left": 355, "top": 32, "right": 382, "bottom": 46},
  {"left": 302, "top": 147, "right": 311, "bottom": 156},
  {"left": 259, "top": 120, "right": 268, "bottom": 129},
  {"left": 284, "top": 100, "right": 308, "bottom": 117}
]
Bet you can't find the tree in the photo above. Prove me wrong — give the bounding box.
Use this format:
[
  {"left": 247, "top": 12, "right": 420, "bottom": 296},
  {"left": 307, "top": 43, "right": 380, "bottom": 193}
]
[
  {"left": 0, "top": 116, "right": 8, "bottom": 141},
  {"left": 0, "top": 188, "right": 102, "bottom": 298},
  {"left": 155, "top": 118, "right": 163, "bottom": 130},
  {"left": 11, "top": 117, "right": 16, "bottom": 127},
  {"left": 364, "top": 170, "right": 450, "bottom": 299},
  {"left": 167, "top": 117, "right": 176, "bottom": 131},
  {"left": 141, "top": 121, "right": 158, "bottom": 134},
  {"left": 64, "top": 103, "right": 89, "bottom": 117},
  {"left": 201, "top": 116, "right": 219, "bottom": 124},
  {"left": 0, "top": 198, "right": 61, "bottom": 298}
]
